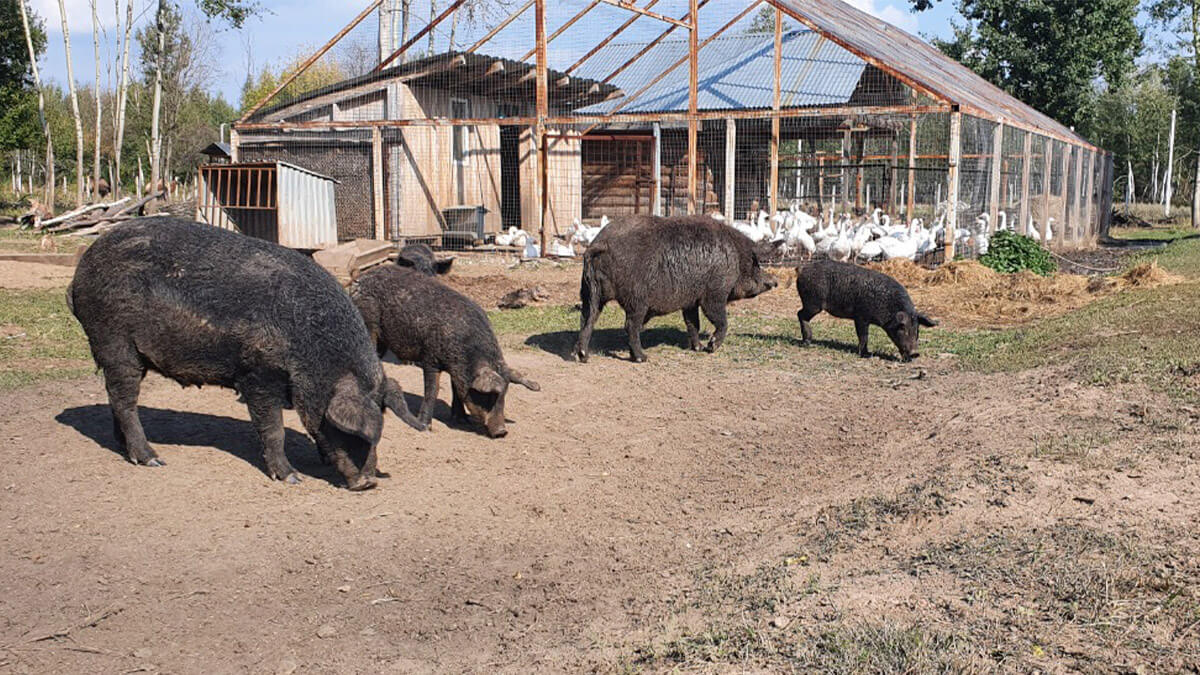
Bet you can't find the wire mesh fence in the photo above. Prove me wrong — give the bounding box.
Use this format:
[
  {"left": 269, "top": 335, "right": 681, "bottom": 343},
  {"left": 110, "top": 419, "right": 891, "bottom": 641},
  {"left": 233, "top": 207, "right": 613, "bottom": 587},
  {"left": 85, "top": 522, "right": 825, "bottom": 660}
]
[{"left": 218, "top": 0, "right": 1113, "bottom": 259}]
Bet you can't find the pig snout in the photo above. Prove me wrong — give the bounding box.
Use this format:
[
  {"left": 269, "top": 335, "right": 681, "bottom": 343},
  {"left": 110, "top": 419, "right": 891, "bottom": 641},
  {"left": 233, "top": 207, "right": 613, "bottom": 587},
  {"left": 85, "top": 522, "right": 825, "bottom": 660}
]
[{"left": 764, "top": 274, "right": 779, "bottom": 291}]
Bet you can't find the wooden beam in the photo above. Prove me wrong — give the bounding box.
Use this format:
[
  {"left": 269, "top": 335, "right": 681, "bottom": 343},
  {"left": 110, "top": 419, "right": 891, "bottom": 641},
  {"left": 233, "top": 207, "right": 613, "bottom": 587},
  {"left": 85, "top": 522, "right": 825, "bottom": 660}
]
[
  {"left": 376, "top": 0, "right": 468, "bottom": 72},
  {"left": 946, "top": 111, "right": 962, "bottom": 259},
  {"left": 1042, "top": 141, "right": 1052, "bottom": 241},
  {"left": 769, "top": 7, "right": 782, "bottom": 216},
  {"left": 988, "top": 120, "right": 1003, "bottom": 226},
  {"left": 567, "top": 0, "right": 663, "bottom": 74},
  {"left": 580, "top": 0, "right": 764, "bottom": 137},
  {"left": 598, "top": 0, "right": 711, "bottom": 86},
  {"left": 467, "top": 0, "right": 533, "bottom": 53},
  {"left": 1019, "top": 131, "right": 1033, "bottom": 235},
  {"left": 519, "top": 0, "right": 603, "bottom": 62},
  {"left": 372, "top": 126, "right": 384, "bottom": 240},
  {"left": 653, "top": 122, "right": 663, "bottom": 216},
  {"left": 535, "top": 0, "right": 549, "bottom": 256},
  {"left": 724, "top": 118, "right": 736, "bottom": 221},
  {"left": 597, "top": 0, "right": 692, "bottom": 29},
  {"left": 686, "top": 0, "right": 699, "bottom": 214},
  {"left": 240, "top": 0, "right": 383, "bottom": 123}
]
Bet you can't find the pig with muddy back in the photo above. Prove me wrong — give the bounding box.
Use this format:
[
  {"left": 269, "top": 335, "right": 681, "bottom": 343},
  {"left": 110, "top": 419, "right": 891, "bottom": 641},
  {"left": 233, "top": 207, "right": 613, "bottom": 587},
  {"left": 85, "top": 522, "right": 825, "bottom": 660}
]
[
  {"left": 351, "top": 265, "right": 540, "bottom": 438},
  {"left": 68, "top": 217, "right": 425, "bottom": 490},
  {"left": 796, "top": 260, "right": 938, "bottom": 362},
  {"left": 574, "top": 215, "right": 780, "bottom": 363}
]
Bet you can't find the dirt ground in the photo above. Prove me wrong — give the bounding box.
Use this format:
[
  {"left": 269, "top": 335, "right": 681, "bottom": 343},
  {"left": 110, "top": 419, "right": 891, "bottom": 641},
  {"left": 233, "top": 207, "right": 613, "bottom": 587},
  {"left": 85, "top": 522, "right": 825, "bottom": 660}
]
[
  {"left": 0, "top": 261, "right": 76, "bottom": 290},
  {"left": 1, "top": 254, "right": 1197, "bottom": 673}
]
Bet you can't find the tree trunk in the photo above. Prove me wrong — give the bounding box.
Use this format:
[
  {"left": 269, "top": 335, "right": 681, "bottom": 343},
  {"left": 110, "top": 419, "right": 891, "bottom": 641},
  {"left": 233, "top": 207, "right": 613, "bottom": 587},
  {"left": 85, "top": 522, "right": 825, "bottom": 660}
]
[
  {"left": 1193, "top": 151, "right": 1200, "bottom": 229},
  {"left": 90, "top": 0, "right": 103, "bottom": 200},
  {"left": 449, "top": 5, "right": 459, "bottom": 50},
  {"left": 148, "top": 0, "right": 167, "bottom": 215},
  {"left": 18, "top": 0, "right": 53, "bottom": 210},
  {"left": 400, "top": 0, "right": 411, "bottom": 65},
  {"left": 56, "top": 0, "right": 86, "bottom": 207},
  {"left": 428, "top": 0, "right": 436, "bottom": 56},
  {"left": 113, "top": 0, "right": 133, "bottom": 199},
  {"left": 1165, "top": 108, "right": 1177, "bottom": 217}
]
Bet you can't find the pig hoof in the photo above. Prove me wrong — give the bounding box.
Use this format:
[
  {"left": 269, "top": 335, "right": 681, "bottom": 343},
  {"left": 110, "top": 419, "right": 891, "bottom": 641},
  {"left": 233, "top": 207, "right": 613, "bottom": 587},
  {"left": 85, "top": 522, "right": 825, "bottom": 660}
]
[
  {"left": 145, "top": 457, "right": 166, "bottom": 467},
  {"left": 574, "top": 350, "right": 589, "bottom": 363},
  {"left": 284, "top": 473, "right": 302, "bottom": 485},
  {"left": 347, "top": 475, "right": 377, "bottom": 492},
  {"left": 375, "top": 470, "right": 391, "bottom": 479},
  {"left": 704, "top": 343, "right": 718, "bottom": 353}
]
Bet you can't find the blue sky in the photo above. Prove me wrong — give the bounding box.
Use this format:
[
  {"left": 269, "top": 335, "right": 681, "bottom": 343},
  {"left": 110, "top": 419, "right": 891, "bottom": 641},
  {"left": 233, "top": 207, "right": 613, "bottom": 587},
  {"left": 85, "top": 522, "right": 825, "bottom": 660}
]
[{"left": 28, "top": 0, "right": 964, "bottom": 106}]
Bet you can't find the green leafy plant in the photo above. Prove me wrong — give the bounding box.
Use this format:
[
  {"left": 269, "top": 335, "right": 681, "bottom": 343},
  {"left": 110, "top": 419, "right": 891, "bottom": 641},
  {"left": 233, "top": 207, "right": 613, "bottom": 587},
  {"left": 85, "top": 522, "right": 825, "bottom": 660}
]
[{"left": 980, "top": 230, "right": 1057, "bottom": 275}]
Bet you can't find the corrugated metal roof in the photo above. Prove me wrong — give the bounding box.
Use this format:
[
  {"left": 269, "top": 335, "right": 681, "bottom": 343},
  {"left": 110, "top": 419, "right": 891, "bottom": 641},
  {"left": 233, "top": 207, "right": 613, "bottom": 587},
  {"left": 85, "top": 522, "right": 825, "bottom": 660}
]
[
  {"left": 575, "top": 29, "right": 870, "bottom": 114},
  {"left": 772, "top": 0, "right": 1095, "bottom": 149}
]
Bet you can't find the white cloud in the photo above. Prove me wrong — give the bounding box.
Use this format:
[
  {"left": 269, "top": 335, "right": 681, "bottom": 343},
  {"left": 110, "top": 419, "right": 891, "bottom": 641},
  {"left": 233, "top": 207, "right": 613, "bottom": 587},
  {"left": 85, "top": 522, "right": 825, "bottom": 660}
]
[{"left": 843, "top": 0, "right": 920, "bottom": 33}]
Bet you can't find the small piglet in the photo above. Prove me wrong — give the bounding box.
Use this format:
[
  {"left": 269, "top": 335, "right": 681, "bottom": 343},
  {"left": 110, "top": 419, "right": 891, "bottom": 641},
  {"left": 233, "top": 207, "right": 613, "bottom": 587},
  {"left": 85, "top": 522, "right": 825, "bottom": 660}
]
[
  {"left": 796, "top": 260, "right": 937, "bottom": 362},
  {"left": 351, "top": 265, "right": 540, "bottom": 438}
]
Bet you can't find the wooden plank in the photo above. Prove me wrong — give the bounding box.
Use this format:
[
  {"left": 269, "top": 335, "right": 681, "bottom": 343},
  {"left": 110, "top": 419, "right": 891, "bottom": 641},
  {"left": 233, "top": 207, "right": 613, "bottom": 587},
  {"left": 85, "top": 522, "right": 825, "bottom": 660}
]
[
  {"left": 724, "top": 118, "right": 735, "bottom": 221},
  {"left": 376, "top": 0, "right": 469, "bottom": 72},
  {"left": 536, "top": 0, "right": 549, "bottom": 254},
  {"left": 1019, "top": 131, "right": 1033, "bottom": 234},
  {"left": 597, "top": 0, "right": 692, "bottom": 28},
  {"left": 467, "top": 0, "right": 533, "bottom": 53},
  {"left": 598, "top": 0, "right": 711, "bottom": 86},
  {"left": 769, "top": 7, "right": 782, "bottom": 216},
  {"left": 946, "top": 111, "right": 962, "bottom": 259},
  {"left": 653, "top": 122, "right": 663, "bottom": 216},
  {"left": 988, "top": 121, "right": 1004, "bottom": 225},
  {"left": 1042, "top": 141, "right": 1052, "bottom": 241},
  {"left": 566, "top": 0, "right": 664, "bottom": 74},
  {"left": 372, "top": 126, "right": 385, "bottom": 240},
  {"left": 519, "top": 0, "right": 602, "bottom": 62},
  {"left": 686, "top": 0, "right": 699, "bottom": 214}
]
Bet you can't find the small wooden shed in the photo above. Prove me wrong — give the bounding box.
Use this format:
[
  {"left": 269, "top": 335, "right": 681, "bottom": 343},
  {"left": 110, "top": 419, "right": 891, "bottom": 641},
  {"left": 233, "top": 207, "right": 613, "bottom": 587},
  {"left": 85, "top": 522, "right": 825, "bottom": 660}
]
[{"left": 195, "top": 161, "right": 339, "bottom": 250}]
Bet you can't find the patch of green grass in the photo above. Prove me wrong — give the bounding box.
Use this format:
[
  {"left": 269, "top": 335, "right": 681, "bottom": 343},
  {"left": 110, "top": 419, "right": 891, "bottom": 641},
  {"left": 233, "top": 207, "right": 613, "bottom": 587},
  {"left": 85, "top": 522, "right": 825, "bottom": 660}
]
[
  {"left": 0, "top": 288, "right": 93, "bottom": 390},
  {"left": 1110, "top": 226, "right": 1196, "bottom": 243}
]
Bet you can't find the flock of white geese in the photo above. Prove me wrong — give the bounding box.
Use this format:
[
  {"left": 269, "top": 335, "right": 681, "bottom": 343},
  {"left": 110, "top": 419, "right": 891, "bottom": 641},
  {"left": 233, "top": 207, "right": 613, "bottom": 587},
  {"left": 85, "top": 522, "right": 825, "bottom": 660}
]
[{"left": 500, "top": 203, "right": 1056, "bottom": 262}]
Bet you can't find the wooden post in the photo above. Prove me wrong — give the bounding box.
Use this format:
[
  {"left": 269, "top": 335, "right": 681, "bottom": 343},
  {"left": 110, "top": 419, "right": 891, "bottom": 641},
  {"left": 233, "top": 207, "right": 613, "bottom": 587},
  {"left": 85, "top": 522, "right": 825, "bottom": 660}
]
[
  {"left": 1165, "top": 107, "right": 1176, "bottom": 217},
  {"left": 372, "top": 126, "right": 385, "bottom": 239},
  {"left": 946, "top": 111, "right": 962, "bottom": 260},
  {"left": 907, "top": 116, "right": 917, "bottom": 219},
  {"left": 818, "top": 156, "right": 825, "bottom": 207},
  {"left": 988, "top": 121, "right": 1003, "bottom": 226},
  {"left": 1019, "top": 131, "right": 1033, "bottom": 235},
  {"left": 724, "top": 118, "right": 735, "bottom": 222},
  {"left": 535, "top": 0, "right": 549, "bottom": 256},
  {"left": 1083, "top": 151, "right": 1095, "bottom": 239},
  {"left": 840, "top": 128, "right": 850, "bottom": 211},
  {"left": 1071, "top": 147, "right": 1083, "bottom": 245},
  {"left": 229, "top": 128, "right": 240, "bottom": 163},
  {"left": 854, "top": 136, "right": 864, "bottom": 210},
  {"left": 1042, "top": 143, "right": 1052, "bottom": 240},
  {"left": 769, "top": 7, "right": 782, "bottom": 216},
  {"left": 888, "top": 134, "right": 899, "bottom": 214},
  {"left": 686, "top": 0, "right": 699, "bottom": 214},
  {"left": 653, "top": 122, "right": 663, "bottom": 216}
]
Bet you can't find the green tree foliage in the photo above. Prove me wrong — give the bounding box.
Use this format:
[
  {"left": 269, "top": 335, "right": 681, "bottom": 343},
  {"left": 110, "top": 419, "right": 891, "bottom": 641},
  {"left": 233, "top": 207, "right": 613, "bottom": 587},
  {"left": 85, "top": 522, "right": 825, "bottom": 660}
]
[
  {"left": 744, "top": 6, "right": 794, "bottom": 35},
  {"left": 919, "top": 0, "right": 1141, "bottom": 131},
  {"left": 1, "top": 0, "right": 47, "bottom": 152},
  {"left": 1090, "top": 67, "right": 1179, "bottom": 201},
  {"left": 239, "top": 53, "right": 348, "bottom": 114}
]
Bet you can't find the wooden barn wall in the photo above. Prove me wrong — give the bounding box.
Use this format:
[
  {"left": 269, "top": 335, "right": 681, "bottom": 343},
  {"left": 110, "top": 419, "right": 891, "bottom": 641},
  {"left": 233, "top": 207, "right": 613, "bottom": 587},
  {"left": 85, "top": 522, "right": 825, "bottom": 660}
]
[
  {"left": 517, "top": 127, "right": 580, "bottom": 236},
  {"left": 659, "top": 129, "right": 717, "bottom": 217},
  {"left": 581, "top": 137, "right": 654, "bottom": 219}
]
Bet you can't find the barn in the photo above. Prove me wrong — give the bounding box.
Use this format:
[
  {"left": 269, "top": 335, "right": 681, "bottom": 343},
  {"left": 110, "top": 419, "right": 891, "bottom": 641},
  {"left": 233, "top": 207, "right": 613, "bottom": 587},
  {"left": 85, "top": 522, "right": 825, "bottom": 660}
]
[{"left": 226, "top": 0, "right": 1113, "bottom": 254}]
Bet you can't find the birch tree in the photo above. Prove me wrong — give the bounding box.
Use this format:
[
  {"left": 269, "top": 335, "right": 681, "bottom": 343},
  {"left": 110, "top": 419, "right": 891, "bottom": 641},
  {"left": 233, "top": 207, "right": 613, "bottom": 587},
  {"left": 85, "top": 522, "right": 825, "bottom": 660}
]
[
  {"left": 18, "top": 0, "right": 53, "bottom": 208},
  {"left": 113, "top": 0, "right": 133, "bottom": 198},
  {"left": 55, "top": 0, "right": 85, "bottom": 207},
  {"left": 90, "top": 0, "right": 102, "bottom": 198},
  {"left": 1149, "top": 0, "right": 1200, "bottom": 226}
]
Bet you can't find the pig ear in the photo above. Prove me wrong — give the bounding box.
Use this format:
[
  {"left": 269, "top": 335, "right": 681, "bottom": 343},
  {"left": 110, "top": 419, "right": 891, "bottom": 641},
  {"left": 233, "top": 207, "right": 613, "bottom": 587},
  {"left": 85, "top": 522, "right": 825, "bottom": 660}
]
[
  {"left": 326, "top": 376, "right": 383, "bottom": 445},
  {"left": 472, "top": 367, "right": 506, "bottom": 394},
  {"left": 395, "top": 252, "right": 418, "bottom": 269},
  {"left": 917, "top": 313, "right": 938, "bottom": 328},
  {"left": 505, "top": 367, "right": 541, "bottom": 392},
  {"left": 381, "top": 377, "right": 427, "bottom": 431},
  {"left": 434, "top": 257, "right": 455, "bottom": 275}
]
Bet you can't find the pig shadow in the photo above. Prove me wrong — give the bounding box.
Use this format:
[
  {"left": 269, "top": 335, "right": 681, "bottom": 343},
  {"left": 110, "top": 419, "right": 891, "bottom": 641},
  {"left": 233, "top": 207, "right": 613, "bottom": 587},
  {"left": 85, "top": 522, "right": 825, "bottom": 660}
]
[
  {"left": 525, "top": 326, "right": 692, "bottom": 362},
  {"left": 56, "top": 405, "right": 351, "bottom": 487},
  {"left": 397, "top": 390, "right": 502, "bottom": 436},
  {"left": 735, "top": 332, "right": 903, "bottom": 362}
]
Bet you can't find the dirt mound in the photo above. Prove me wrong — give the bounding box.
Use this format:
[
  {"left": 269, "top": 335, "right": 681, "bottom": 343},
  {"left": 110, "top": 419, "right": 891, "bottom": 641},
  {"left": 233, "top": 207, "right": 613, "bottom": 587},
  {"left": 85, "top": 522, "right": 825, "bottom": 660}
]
[
  {"left": 926, "top": 260, "right": 1000, "bottom": 287},
  {"left": 1119, "top": 260, "right": 1179, "bottom": 287}
]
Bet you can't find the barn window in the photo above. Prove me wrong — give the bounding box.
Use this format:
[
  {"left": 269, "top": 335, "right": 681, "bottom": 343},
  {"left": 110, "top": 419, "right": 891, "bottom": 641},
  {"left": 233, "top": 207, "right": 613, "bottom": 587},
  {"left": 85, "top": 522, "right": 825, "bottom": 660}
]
[{"left": 452, "top": 98, "right": 469, "bottom": 165}]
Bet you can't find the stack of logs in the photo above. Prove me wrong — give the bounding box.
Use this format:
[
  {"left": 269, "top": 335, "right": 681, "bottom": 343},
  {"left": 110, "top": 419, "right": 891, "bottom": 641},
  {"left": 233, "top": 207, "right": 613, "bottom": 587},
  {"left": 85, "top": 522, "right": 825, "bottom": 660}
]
[{"left": 18, "top": 191, "right": 166, "bottom": 236}]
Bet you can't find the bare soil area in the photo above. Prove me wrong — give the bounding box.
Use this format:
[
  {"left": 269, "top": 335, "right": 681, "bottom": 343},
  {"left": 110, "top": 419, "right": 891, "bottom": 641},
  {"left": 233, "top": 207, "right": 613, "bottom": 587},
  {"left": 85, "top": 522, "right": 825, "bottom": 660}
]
[
  {"left": 0, "top": 261, "right": 76, "bottom": 290},
  {"left": 0, "top": 251, "right": 1197, "bottom": 673}
]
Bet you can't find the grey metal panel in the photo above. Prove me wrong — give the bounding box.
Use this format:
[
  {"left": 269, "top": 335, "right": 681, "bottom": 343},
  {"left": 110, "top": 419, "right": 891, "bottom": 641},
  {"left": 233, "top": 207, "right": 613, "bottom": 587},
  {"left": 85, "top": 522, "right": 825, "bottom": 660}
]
[
  {"left": 575, "top": 30, "right": 868, "bottom": 114},
  {"left": 277, "top": 162, "right": 339, "bottom": 249}
]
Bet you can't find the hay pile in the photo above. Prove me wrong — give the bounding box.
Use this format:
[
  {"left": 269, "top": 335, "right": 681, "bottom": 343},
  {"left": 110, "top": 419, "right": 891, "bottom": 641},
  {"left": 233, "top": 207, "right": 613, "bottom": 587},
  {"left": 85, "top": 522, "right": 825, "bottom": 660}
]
[{"left": 865, "top": 258, "right": 1181, "bottom": 327}]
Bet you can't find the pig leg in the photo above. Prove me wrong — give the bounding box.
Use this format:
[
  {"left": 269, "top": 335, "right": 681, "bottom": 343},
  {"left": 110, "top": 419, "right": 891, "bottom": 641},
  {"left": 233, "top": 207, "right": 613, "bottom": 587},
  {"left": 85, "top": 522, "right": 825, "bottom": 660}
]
[
  {"left": 244, "top": 395, "right": 300, "bottom": 485},
  {"left": 700, "top": 296, "right": 728, "bottom": 353},
  {"left": 797, "top": 305, "right": 819, "bottom": 345},
  {"left": 417, "top": 367, "right": 440, "bottom": 428},
  {"left": 103, "top": 360, "right": 162, "bottom": 467},
  {"left": 450, "top": 380, "right": 469, "bottom": 422},
  {"left": 855, "top": 318, "right": 871, "bottom": 358},
  {"left": 623, "top": 302, "right": 648, "bottom": 362},
  {"left": 682, "top": 305, "right": 704, "bottom": 351},
  {"left": 574, "top": 300, "right": 605, "bottom": 363}
]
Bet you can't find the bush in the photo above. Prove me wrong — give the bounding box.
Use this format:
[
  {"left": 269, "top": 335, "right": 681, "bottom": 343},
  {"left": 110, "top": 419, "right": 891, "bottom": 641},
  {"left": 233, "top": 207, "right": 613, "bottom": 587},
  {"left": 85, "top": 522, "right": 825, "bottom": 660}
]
[{"left": 980, "top": 230, "right": 1056, "bottom": 276}]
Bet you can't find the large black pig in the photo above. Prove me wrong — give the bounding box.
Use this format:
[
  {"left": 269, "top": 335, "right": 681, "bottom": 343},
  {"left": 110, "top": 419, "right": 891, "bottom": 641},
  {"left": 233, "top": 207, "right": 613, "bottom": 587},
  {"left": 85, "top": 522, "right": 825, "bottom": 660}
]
[
  {"left": 351, "top": 265, "right": 540, "bottom": 438},
  {"left": 68, "top": 217, "right": 424, "bottom": 491},
  {"left": 795, "top": 260, "right": 938, "bottom": 362},
  {"left": 574, "top": 215, "right": 780, "bottom": 363}
]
